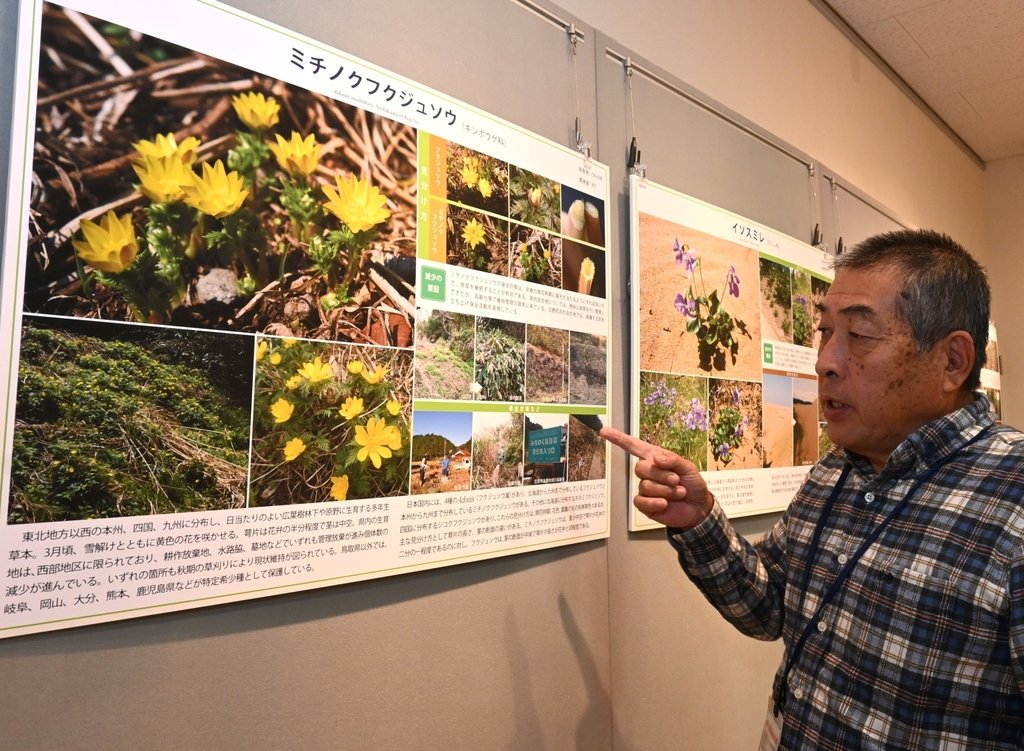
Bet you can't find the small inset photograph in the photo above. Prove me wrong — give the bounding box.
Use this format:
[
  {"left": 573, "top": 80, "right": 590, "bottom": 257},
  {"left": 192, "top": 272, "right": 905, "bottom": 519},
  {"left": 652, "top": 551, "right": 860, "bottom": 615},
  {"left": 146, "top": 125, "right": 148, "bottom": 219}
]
[
  {"left": 563, "top": 241, "right": 605, "bottom": 298},
  {"left": 250, "top": 338, "right": 412, "bottom": 504},
  {"left": 762, "top": 374, "right": 794, "bottom": 469},
  {"left": 791, "top": 270, "right": 814, "bottom": 348},
  {"left": 759, "top": 258, "right": 793, "bottom": 343},
  {"left": 471, "top": 411, "right": 525, "bottom": 489},
  {"left": 509, "top": 166, "right": 560, "bottom": 233},
  {"left": 637, "top": 216, "right": 761, "bottom": 378},
  {"left": 810, "top": 276, "right": 830, "bottom": 350},
  {"left": 560, "top": 186, "right": 605, "bottom": 248},
  {"left": 447, "top": 206, "right": 510, "bottom": 275},
  {"left": 525, "top": 325, "right": 569, "bottom": 404},
  {"left": 9, "top": 316, "right": 252, "bottom": 523},
  {"left": 793, "top": 376, "right": 819, "bottom": 465},
  {"left": 445, "top": 142, "right": 509, "bottom": 216},
  {"left": 708, "top": 378, "right": 762, "bottom": 471},
  {"left": 474, "top": 317, "right": 526, "bottom": 402},
  {"left": 566, "top": 413, "right": 606, "bottom": 482},
  {"left": 511, "top": 226, "right": 562, "bottom": 287},
  {"left": 639, "top": 371, "right": 709, "bottom": 471},
  {"left": 414, "top": 308, "right": 475, "bottom": 400},
  {"left": 569, "top": 332, "right": 606, "bottom": 406},
  {"left": 524, "top": 413, "right": 568, "bottom": 485},
  {"left": 411, "top": 410, "right": 473, "bottom": 494}
]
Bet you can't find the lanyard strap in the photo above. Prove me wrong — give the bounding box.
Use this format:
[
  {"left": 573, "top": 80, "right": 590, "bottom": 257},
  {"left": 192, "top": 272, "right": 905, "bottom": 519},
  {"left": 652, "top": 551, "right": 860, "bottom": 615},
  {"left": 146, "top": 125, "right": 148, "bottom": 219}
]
[{"left": 772, "top": 426, "right": 990, "bottom": 716}]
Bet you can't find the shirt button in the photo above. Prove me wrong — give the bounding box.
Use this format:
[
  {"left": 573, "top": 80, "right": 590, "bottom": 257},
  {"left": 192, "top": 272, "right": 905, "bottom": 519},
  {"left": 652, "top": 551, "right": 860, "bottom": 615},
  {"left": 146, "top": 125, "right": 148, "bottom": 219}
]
[
  {"left": 792, "top": 687, "right": 804, "bottom": 700},
  {"left": 837, "top": 553, "right": 848, "bottom": 565},
  {"left": 864, "top": 492, "right": 875, "bottom": 503},
  {"left": 817, "top": 620, "right": 827, "bottom": 633}
]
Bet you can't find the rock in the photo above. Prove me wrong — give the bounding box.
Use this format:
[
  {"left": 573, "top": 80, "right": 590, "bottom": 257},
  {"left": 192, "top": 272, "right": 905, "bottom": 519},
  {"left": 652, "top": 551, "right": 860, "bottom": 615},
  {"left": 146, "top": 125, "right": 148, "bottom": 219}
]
[{"left": 194, "top": 268, "right": 241, "bottom": 306}]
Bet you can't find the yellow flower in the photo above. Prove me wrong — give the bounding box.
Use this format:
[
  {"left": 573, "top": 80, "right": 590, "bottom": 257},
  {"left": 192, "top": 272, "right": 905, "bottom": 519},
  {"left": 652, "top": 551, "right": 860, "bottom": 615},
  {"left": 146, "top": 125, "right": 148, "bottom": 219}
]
[
  {"left": 72, "top": 210, "right": 138, "bottom": 274},
  {"left": 132, "top": 133, "right": 200, "bottom": 165},
  {"left": 360, "top": 363, "right": 388, "bottom": 385},
  {"left": 283, "top": 437, "right": 306, "bottom": 461},
  {"left": 182, "top": 160, "right": 249, "bottom": 218},
  {"left": 477, "top": 177, "right": 492, "bottom": 199},
  {"left": 462, "top": 218, "right": 485, "bottom": 250},
  {"left": 270, "top": 398, "right": 294, "bottom": 424},
  {"left": 133, "top": 156, "right": 192, "bottom": 203},
  {"left": 285, "top": 374, "right": 304, "bottom": 390},
  {"left": 269, "top": 352, "right": 282, "bottom": 366},
  {"left": 346, "top": 360, "right": 364, "bottom": 375},
  {"left": 298, "top": 356, "right": 333, "bottom": 383},
  {"left": 543, "top": 248, "right": 551, "bottom": 261},
  {"left": 354, "top": 416, "right": 403, "bottom": 469},
  {"left": 282, "top": 337, "right": 298, "bottom": 348},
  {"left": 322, "top": 173, "right": 391, "bottom": 233},
  {"left": 386, "top": 399, "right": 401, "bottom": 416},
  {"left": 256, "top": 340, "right": 268, "bottom": 361},
  {"left": 460, "top": 156, "right": 479, "bottom": 187},
  {"left": 338, "top": 396, "right": 364, "bottom": 420},
  {"left": 330, "top": 475, "right": 350, "bottom": 501},
  {"left": 268, "top": 131, "right": 322, "bottom": 177},
  {"left": 232, "top": 91, "right": 280, "bottom": 130}
]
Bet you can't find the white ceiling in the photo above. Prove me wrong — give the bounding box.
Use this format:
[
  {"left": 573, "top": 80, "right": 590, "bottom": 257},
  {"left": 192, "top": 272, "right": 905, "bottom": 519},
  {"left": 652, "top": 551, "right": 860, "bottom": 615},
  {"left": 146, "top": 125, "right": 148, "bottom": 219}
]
[{"left": 811, "top": 0, "right": 1024, "bottom": 164}]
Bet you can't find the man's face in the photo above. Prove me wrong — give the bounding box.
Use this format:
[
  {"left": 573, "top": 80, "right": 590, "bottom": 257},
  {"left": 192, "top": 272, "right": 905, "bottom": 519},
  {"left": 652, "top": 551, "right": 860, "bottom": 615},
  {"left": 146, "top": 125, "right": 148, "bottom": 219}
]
[{"left": 815, "top": 265, "right": 952, "bottom": 471}]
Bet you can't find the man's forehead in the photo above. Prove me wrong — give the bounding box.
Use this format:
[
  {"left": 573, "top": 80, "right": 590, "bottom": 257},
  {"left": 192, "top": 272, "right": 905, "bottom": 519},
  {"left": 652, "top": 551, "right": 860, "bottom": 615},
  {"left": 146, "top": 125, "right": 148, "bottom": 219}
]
[{"left": 818, "top": 267, "right": 901, "bottom": 317}]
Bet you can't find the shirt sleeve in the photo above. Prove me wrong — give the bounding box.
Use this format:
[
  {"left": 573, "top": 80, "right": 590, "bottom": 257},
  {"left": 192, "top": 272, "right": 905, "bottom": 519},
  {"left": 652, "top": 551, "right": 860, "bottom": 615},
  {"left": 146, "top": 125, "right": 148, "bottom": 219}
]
[{"left": 667, "top": 499, "right": 788, "bottom": 641}]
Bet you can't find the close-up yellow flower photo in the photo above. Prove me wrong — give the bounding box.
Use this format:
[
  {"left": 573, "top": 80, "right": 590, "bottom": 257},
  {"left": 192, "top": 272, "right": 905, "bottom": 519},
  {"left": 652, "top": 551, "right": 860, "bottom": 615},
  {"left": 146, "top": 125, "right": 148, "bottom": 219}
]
[
  {"left": 322, "top": 173, "right": 391, "bottom": 233},
  {"left": 338, "top": 396, "right": 364, "bottom": 420},
  {"left": 268, "top": 131, "right": 322, "bottom": 177},
  {"left": 283, "top": 436, "right": 306, "bottom": 462},
  {"left": 232, "top": 91, "right": 280, "bottom": 130},
  {"left": 354, "top": 416, "right": 403, "bottom": 469},
  {"left": 329, "top": 475, "right": 350, "bottom": 502},
  {"left": 297, "top": 356, "right": 333, "bottom": 383},
  {"left": 72, "top": 210, "right": 139, "bottom": 274},
  {"left": 181, "top": 160, "right": 249, "bottom": 218},
  {"left": 462, "top": 218, "right": 486, "bottom": 250},
  {"left": 270, "top": 398, "right": 294, "bottom": 424}
]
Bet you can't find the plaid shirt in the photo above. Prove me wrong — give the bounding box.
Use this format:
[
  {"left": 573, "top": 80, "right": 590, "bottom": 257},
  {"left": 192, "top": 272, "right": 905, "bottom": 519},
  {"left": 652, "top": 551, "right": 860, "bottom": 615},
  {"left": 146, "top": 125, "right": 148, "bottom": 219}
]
[{"left": 671, "top": 396, "right": 1024, "bottom": 750}]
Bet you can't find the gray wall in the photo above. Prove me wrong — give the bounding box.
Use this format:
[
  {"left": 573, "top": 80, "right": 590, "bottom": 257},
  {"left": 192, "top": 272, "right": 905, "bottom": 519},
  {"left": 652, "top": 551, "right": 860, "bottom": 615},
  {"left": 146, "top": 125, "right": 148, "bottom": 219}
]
[{"left": 0, "top": 1, "right": 921, "bottom": 750}]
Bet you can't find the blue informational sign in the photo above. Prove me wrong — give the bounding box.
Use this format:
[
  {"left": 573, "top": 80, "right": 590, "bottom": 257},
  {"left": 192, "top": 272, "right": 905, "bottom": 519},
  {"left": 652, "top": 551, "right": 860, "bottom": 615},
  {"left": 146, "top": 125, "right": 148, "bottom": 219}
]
[{"left": 527, "top": 425, "right": 564, "bottom": 463}]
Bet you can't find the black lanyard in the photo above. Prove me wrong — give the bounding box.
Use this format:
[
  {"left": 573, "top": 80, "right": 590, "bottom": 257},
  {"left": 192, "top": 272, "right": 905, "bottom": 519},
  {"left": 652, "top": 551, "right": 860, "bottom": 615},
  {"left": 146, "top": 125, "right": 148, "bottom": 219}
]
[{"left": 772, "top": 426, "right": 990, "bottom": 717}]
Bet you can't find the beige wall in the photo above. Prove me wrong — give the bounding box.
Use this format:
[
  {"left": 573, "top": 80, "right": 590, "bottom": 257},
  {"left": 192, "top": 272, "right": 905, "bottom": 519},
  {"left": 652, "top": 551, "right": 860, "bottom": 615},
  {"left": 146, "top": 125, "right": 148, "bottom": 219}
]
[
  {"left": 985, "top": 156, "right": 1024, "bottom": 426},
  {"left": 558, "top": 0, "right": 992, "bottom": 265}
]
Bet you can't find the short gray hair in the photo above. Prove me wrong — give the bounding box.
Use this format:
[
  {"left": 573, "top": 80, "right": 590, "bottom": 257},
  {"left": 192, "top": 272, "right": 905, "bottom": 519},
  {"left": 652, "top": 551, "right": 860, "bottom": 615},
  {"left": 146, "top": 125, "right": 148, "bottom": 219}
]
[{"left": 832, "top": 229, "right": 989, "bottom": 391}]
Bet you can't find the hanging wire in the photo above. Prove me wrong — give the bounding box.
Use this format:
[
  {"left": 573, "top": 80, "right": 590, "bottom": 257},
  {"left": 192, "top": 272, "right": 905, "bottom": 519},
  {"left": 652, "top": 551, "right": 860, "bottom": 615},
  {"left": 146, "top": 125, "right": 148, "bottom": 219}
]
[
  {"left": 808, "top": 162, "right": 823, "bottom": 249},
  {"left": 625, "top": 57, "right": 645, "bottom": 178},
  {"left": 828, "top": 176, "right": 844, "bottom": 257},
  {"left": 568, "top": 23, "right": 590, "bottom": 158}
]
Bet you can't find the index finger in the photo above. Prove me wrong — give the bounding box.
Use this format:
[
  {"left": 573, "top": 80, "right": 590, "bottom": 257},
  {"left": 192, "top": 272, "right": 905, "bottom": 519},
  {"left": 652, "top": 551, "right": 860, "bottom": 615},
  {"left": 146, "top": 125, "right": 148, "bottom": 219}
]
[{"left": 599, "top": 426, "right": 658, "bottom": 461}]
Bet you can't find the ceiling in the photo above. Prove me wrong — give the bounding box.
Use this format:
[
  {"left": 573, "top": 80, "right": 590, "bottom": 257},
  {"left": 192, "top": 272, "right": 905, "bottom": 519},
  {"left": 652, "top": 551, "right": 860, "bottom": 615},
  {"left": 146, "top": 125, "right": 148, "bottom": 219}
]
[{"left": 811, "top": 0, "right": 1024, "bottom": 165}]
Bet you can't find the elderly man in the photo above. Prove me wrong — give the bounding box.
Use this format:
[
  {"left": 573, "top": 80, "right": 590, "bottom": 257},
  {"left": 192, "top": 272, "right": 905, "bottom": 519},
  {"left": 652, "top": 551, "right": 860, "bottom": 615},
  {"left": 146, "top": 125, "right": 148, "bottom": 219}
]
[{"left": 603, "top": 229, "right": 1024, "bottom": 750}]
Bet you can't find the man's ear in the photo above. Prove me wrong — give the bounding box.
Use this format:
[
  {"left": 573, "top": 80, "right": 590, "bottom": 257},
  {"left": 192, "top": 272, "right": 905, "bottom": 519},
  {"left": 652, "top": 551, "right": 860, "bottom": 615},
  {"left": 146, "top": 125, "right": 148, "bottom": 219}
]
[{"left": 941, "top": 330, "right": 975, "bottom": 393}]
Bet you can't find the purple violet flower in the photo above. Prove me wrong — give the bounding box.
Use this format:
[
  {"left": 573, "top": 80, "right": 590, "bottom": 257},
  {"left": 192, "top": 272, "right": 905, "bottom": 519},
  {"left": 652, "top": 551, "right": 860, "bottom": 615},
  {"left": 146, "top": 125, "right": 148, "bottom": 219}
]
[
  {"left": 726, "top": 265, "right": 740, "bottom": 297},
  {"left": 674, "top": 292, "right": 697, "bottom": 319}
]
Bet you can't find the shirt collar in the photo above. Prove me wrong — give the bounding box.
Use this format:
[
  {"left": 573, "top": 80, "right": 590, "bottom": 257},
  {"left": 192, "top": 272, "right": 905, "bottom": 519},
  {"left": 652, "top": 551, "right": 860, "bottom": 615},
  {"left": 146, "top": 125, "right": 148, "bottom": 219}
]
[{"left": 846, "top": 393, "right": 994, "bottom": 479}]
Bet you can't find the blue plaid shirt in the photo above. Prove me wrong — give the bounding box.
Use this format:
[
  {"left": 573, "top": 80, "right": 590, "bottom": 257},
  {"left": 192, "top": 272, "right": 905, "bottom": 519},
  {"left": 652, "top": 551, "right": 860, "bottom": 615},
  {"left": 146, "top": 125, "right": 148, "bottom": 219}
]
[{"left": 671, "top": 396, "right": 1024, "bottom": 750}]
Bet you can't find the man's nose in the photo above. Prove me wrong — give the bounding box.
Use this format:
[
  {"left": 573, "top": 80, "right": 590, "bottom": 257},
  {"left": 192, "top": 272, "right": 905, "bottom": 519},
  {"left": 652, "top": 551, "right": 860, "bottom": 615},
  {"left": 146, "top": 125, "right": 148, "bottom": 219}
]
[{"left": 815, "top": 336, "right": 842, "bottom": 378}]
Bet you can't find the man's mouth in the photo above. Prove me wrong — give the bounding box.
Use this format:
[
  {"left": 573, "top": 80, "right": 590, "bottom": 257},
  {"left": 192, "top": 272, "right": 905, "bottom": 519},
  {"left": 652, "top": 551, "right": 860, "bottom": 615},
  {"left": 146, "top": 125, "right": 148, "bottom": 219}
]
[{"left": 821, "top": 398, "right": 849, "bottom": 418}]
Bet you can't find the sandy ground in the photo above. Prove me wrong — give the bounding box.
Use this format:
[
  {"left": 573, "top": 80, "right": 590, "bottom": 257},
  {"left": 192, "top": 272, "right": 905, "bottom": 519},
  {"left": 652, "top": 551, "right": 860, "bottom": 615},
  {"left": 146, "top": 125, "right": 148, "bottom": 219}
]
[
  {"left": 794, "top": 401, "right": 819, "bottom": 465},
  {"left": 762, "top": 402, "right": 794, "bottom": 468},
  {"left": 638, "top": 214, "right": 762, "bottom": 380},
  {"left": 760, "top": 295, "right": 790, "bottom": 343}
]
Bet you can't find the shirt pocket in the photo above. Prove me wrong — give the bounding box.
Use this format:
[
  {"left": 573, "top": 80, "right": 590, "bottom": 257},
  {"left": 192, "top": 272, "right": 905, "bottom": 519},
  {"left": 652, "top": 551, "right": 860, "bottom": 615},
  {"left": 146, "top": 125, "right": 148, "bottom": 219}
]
[{"left": 874, "top": 558, "right": 1004, "bottom": 660}]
